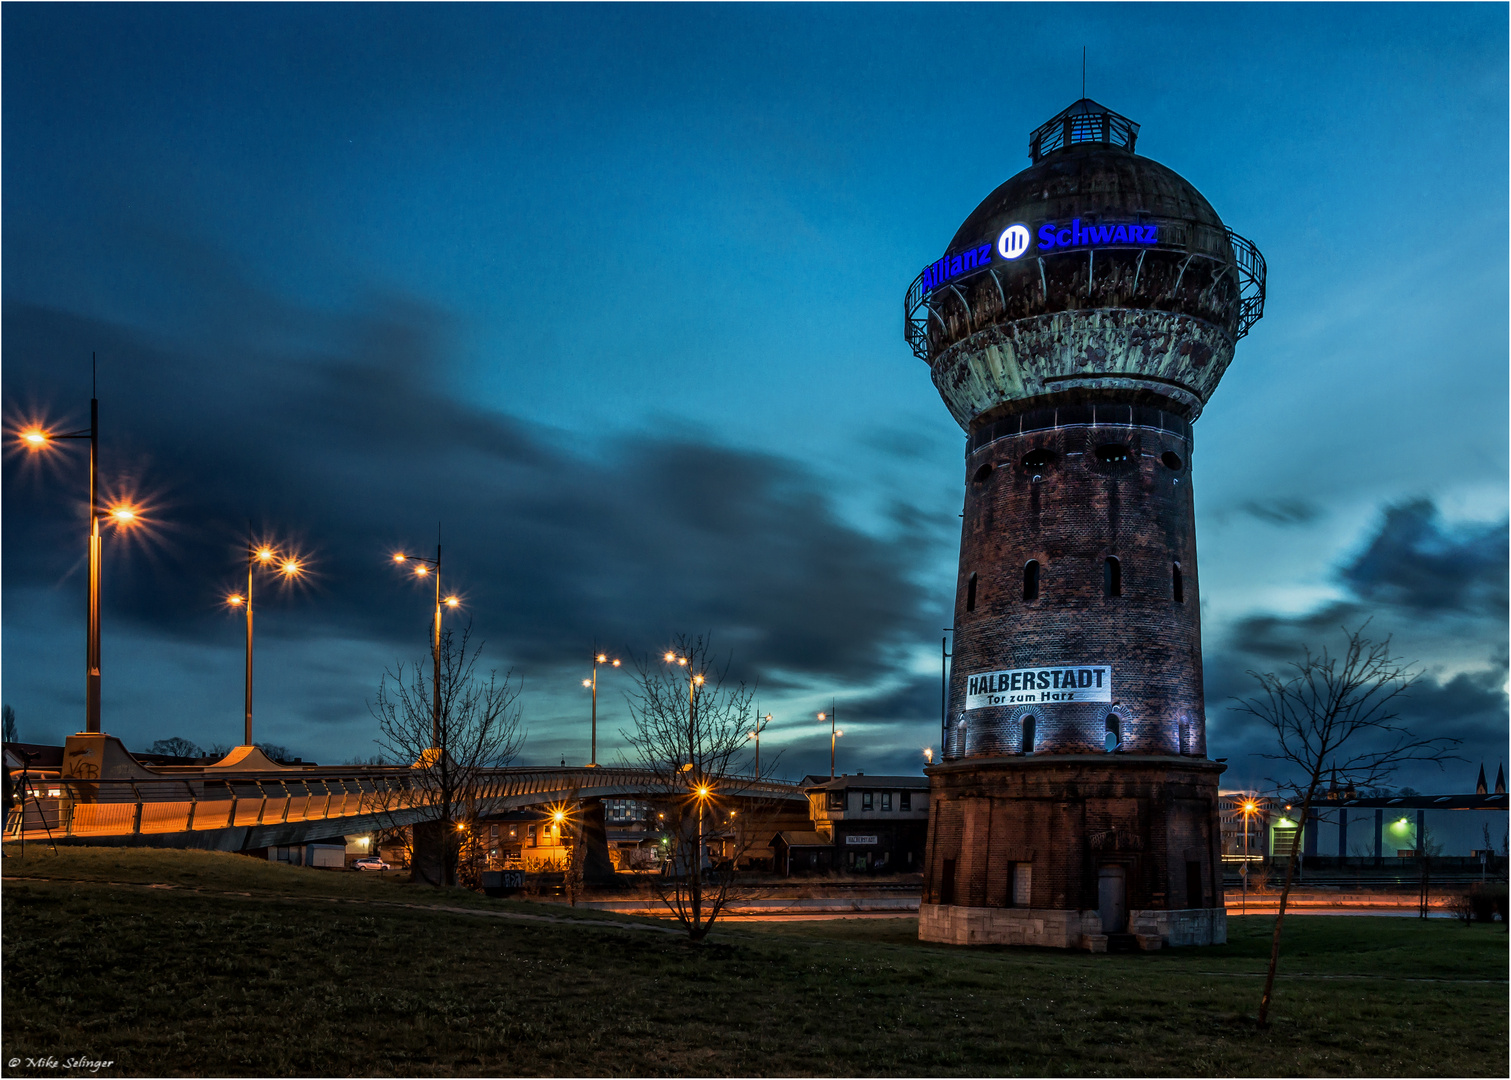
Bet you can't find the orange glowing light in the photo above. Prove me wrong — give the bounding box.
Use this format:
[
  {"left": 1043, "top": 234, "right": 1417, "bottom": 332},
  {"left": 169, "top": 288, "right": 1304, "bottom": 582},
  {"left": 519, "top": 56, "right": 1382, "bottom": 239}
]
[
  {"left": 1244, "top": 802, "right": 1257, "bottom": 813},
  {"left": 108, "top": 505, "right": 138, "bottom": 524},
  {"left": 553, "top": 810, "right": 566, "bottom": 823},
  {"left": 596, "top": 653, "right": 607, "bottom": 663},
  {"left": 20, "top": 427, "right": 50, "bottom": 449},
  {"left": 392, "top": 553, "right": 407, "bottom": 563},
  {"left": 818, "top": 712, "right": 826, "bottom": 722},
  {"left": 281, "top": 559, "right": 301, "bottom": 576},
  {"left": 611, "top": 659, "right": 621, "bottom": 667},
  {"left": 582, "top": 679, "right": 592, "bottom": 688},
  {"left": 663, "top": 652, "right": 676, "bottom": 663},
  {"left": 678, "top": 657, "right": 688, "bottom": 667},
  {"left": 414, "top": 565, "right": 429, "bottom": 577},
  {"left": 256, "top": 548, "right": 275, "bottom": 562},
  {"left": 696, "top": 786, "right": 710, "bottom": 798},
  {"left": 444, "top": 595, "right": 460, "bottom": 608},
  {"left": 693, "top": 674, "right": 705, "bottom": 686},
  {"left": 227, "top": 594, "right": 245, "bottom": 606}
]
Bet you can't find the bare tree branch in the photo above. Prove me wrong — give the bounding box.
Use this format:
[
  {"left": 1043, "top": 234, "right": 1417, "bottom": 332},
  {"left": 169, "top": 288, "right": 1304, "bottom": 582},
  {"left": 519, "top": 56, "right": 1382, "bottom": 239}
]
[
  {"left": 368, "top": 622, "right": 525, "bottom": 886},
  {"left": 616, "top": 633, "right": 783, "bottom": 941},
  {"left": 1233, "top": 624, "right": 1461, "bottom": 1024}
]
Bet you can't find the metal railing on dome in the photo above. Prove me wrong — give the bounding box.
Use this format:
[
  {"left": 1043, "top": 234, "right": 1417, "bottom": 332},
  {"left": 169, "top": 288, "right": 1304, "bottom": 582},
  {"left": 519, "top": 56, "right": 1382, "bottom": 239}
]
[{"left": 902, "top": 220, "right": 1267, "bottom": 364}]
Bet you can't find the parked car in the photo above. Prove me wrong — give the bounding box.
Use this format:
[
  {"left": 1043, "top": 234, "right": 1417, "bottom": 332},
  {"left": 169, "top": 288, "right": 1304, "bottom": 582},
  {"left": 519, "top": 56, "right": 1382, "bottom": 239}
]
[{"left": 353, "top": 856, "right": 391, "bottom": 871}]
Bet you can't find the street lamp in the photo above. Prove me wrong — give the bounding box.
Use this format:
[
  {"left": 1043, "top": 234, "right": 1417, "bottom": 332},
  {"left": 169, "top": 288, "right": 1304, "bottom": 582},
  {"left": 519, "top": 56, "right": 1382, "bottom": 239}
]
[
  {"left": 15, "top": 363, "right": 143, "bottom": 734},
  {"left": 581, "top": 650, "right": 622, "bottom": 766},
  {"left": 819, "top": 705, "right": 842, "bottom": 779},
  {"left": 664, "top": 650, "right": 704, "bottom": 773},
  {"left": 747, "top": 712, "right": 773, "bottom": 778},
  {"left": 1240, "top": 797, "right": 1260, "bottom": 915},
  {"left": 391, "top": 538, "right": 461, "bottom": 748},
  {"left": 225, "top": 542, "right": 305, "bottom": 747}
]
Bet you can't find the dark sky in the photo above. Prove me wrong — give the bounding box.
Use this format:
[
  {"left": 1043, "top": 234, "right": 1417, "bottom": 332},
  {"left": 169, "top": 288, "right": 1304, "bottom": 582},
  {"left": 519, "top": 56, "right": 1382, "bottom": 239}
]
[{"left": 3, "top": 4, "right": 1506, "bottom": 792}]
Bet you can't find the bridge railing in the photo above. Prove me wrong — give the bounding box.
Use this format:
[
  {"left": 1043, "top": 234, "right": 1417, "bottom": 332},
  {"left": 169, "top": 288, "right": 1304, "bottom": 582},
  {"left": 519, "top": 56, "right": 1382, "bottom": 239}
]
[{"left": 4, "top": 766, "right": 805, "bottom": 843}]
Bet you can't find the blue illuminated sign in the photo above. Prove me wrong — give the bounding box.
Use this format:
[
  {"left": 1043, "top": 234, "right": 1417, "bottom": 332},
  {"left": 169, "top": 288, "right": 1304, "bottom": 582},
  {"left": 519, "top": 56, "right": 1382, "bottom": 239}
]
[
  {"left": 1037, "top": 219, "right": 1159, "bottom": 250},
  {"left": 920, "top": 219, "right": 1161, "bottom": 293}
]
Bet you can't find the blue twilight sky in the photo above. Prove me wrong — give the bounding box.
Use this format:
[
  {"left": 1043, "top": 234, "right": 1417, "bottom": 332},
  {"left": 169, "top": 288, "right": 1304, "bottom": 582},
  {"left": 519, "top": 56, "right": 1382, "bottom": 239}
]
[{"left": 3, "top": 3, "right": 1506, "bottom": 793}]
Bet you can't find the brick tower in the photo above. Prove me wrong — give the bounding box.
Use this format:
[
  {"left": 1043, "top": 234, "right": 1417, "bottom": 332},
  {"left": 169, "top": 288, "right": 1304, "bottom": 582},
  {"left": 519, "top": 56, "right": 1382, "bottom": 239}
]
[{"left": 907, "top": 100, "right": 1265, "bottom": 950}]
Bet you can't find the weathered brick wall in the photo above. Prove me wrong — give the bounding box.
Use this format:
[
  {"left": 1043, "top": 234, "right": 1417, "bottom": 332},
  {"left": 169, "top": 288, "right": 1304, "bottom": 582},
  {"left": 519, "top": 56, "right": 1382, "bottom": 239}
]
[
  {"left": 921, "top": 757, "right": 1223, "bottom": 916},
  {"left": 945, "top": 416, "right": 1205, "bottom": 761}
]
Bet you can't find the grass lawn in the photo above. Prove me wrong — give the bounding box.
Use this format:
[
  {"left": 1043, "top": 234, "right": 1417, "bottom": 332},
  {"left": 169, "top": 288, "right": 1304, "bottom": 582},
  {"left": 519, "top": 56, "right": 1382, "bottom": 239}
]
[{"left": 3, "top": 846, "right": 1506, "bottom": 1077}]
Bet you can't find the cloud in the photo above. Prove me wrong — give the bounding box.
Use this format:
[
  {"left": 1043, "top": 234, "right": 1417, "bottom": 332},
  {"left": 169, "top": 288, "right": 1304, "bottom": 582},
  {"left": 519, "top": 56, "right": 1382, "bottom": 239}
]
[
  {"left": 1338, "top": 498, "right": 1507, "bottom": 615},
  {"left": 2, "top": 291, "right": 940, "bottom": 697},
  {"left": 1205, "top": 496, "right": 1508, "bottom": 789},
  {"left": 1239, "top": 497, "right": 1321, "bottom": 526}
]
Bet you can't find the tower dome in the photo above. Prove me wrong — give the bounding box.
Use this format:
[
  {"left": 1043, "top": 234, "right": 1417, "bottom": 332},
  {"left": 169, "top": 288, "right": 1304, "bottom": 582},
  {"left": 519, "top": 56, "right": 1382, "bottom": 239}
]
[{"left": 905, "top": 99, "right": 1264, "bottom": 428}]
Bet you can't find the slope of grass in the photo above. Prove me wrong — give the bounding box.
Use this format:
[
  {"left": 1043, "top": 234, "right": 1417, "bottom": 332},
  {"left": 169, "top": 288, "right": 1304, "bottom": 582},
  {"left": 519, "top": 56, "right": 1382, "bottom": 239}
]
[{"left": 3, "top": 846, "right": 1506, "bottom": 1077}]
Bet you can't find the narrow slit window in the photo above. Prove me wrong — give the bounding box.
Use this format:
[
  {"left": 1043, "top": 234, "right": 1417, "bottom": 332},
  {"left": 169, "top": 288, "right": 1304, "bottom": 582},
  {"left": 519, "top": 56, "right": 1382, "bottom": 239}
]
[
  {"left": 1104, "top": 556, "right": 1122, "bottom": 597},
  {"left": 1022, "top": 715, "right": 1036, "bottom": 754},
  {"left": 966, "top": 572, "right": 978, "bottom": 612},
  {"left": 1104, "top": 714, "right": 1120, "bottom": 752},
  {"left": 1173, "top": 562, "right": 1184, "bottom": 603},
  {"left": 1023, "top": 560, "right": 1040, "bottom": 601}
]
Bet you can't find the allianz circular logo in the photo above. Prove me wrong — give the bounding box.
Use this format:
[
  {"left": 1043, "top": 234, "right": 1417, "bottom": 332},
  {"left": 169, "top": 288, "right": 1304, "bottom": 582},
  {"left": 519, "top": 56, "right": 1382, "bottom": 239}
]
[{"left": 997, "top": 224, "right": 1031, "bottom": 260}]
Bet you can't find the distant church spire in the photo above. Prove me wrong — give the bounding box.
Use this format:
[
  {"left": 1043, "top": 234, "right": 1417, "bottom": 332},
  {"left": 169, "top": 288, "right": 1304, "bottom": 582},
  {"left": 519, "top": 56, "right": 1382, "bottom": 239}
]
[
  {"left": 1496, "top": 764, "right": 1506, "bottom": 795},
  {"left": 1476, "top": 764, "right": 1488, "bottom": 795}
]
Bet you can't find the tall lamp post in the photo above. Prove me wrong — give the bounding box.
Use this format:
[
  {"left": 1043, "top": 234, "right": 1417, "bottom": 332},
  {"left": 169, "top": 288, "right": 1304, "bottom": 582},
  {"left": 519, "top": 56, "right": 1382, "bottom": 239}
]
[
  {"left": 226, "top": 545, "right": 304, "bottom": 747},
  {"left": 392, "top": 543, "right": 460, "bottom": 748},
  {"left": 581, "top": 650, "right": 621, "bottom": 766},
  {"left": 747, "top": 712, "right": 773, "bottom": 778},
  {"left": 16, "top": 368, "right": 142, "bottom": 735},
  {"left": 819, "top": 706, "right": 842, "bottom": 780},
  {"left": 1240, "top": 797, "right": 1261, "bottom": 916}
]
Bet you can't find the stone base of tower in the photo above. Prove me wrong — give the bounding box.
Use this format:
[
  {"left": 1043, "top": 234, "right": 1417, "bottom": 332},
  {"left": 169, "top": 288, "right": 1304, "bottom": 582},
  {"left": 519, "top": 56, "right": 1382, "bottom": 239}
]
[
  {"left": 919, "top": 755, "right": 1226, "bottom": 949},
  {"left": 918, "top": 902, "right": 1225, "bottom": 949}
]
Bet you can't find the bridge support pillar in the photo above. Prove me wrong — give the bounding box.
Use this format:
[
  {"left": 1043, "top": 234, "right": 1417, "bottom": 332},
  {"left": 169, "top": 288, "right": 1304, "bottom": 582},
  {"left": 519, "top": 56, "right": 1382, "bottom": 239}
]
[
  {"left": 580, "top": 800, "right": 615, "bottom": 882},
  {"left": 411, "top": 819, "right": 447, "bottom": 886}
]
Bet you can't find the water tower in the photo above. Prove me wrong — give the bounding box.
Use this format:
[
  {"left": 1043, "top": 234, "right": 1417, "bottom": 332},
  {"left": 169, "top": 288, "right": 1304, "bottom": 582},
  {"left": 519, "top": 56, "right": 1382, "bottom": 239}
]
[{"left": 908, "top": 99, "right": 1265, "bottom": 949}]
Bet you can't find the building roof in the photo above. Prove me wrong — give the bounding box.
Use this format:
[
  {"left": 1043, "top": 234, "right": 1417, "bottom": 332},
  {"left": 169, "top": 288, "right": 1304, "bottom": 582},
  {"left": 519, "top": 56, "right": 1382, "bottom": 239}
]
[
  {"left": 771, "top": 831, "right": 832, "bottom": 848},
  {"left": 801, "top": 774, "right": 929, "bottom": 792}
]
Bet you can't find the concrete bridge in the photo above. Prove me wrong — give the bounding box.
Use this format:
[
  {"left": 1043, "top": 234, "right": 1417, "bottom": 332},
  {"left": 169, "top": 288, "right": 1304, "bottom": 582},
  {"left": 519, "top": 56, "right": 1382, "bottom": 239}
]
[{"left": 5, "top": 734, "right": 808, "bottom": 853}]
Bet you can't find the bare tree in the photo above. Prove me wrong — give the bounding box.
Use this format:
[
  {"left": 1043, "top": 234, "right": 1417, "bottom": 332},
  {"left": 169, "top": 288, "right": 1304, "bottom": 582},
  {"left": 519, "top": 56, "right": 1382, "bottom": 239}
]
[
  {"left": 148, "top": 736, "right": 204, "bottom": 758},
  {"left": 1235, "top": 624, "right": 1459, "bottom": 1025},
  {"left": 2, "top": 705, "right": 18, "bottom": 744},
  {"left": 618, "top": 634, "right": 780, "bottom": 941},
  {"left": 370, "top": 623, "right": 525, "bottom": 886}
]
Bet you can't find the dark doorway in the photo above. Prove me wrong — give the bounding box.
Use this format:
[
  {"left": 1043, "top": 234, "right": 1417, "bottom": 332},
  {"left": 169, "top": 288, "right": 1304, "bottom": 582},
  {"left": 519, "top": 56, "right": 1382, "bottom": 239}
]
[
  {"left": 1097, "top": 864, "right": 1127, "bottom": 932},
  {"left": 1186, "top": 860, "right": 1204, "bottom": 908},
  {"left": 940, "top": 858, "right": 957, "bottom": 905}
]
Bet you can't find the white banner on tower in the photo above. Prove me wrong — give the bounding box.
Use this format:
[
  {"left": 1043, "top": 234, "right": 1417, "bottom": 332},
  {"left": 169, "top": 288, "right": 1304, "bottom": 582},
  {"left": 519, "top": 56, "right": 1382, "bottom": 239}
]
[{"left": 965, "top": 665, "right": 1112, "bottom": 709}]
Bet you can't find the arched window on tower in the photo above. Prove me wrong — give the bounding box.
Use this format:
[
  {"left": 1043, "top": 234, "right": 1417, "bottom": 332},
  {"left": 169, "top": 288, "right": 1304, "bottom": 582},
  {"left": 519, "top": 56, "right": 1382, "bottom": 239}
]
[
  {"left": 1104, "top": 557, "right": 1122, "bottom": 598},
  {"left": 1023, "top": 560, "right": 1040, "bottom": 601},
  {"left": 1104, "top": 714, "right": 1121, "bottom": 752},
  {"left": 1021, "top": 715, "right": 1036, "bottom": 754},
  {"left": 966, "top": 572, "right": 978, "bottom": 613},
  {"left": 1173, "top": 562, "right": 1184, "bottom": 603}
]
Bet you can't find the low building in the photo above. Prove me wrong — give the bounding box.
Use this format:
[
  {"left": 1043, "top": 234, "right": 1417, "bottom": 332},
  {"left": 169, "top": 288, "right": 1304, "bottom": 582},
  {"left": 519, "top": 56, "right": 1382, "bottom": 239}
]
[{"left": 796, "top": 774, "right": 930, "bottom": 874}]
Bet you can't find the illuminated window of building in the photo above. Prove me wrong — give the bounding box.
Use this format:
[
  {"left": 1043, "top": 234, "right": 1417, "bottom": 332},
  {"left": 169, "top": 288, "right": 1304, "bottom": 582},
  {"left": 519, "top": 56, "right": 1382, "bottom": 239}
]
[
  {"left": 966, "top": 572, "right": 978, "bottom": 612},
  {"left": 1022, "top": 715, "right": 1036, "bottom": 754},
  {"left": 1104, "top": 556, "right": 1121, "bottom": 597},
  {"left": 1024, "top": 560, "right": 1040, "bottom": 601},
  {"left": 862, "top": 791, "right": 874, "bottom": 811},
  {"left": 1173, "top": 562, "right": 1184, "bottom": 603},
  {"left": 527, "top": 824, "right": 536, "bottom": 846},
  {"left": 881, "top": 792, "right": 892, "bottom": 811}
]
